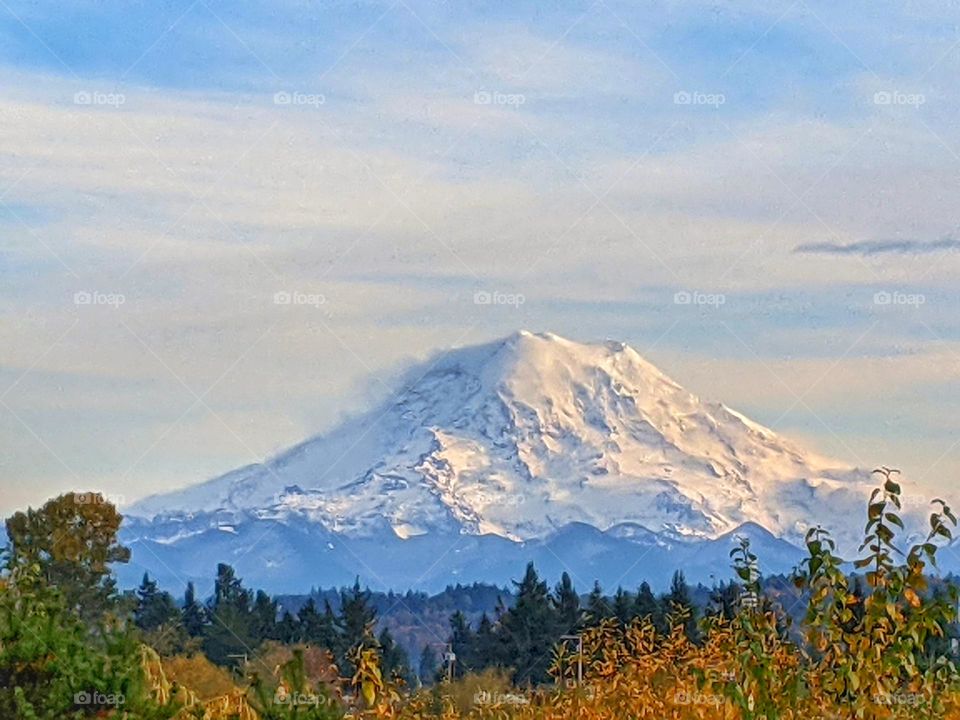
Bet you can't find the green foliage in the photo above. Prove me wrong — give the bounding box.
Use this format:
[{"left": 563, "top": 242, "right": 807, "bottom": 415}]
[
  {"left": 498, "top": 563, "right": 559, "bottom": 685},
  {"left": 135, "top": 572, "right": 181, "bottom": 632},
  {"left": 5, "top": 491, "right": 130, "bottom": 623},
  {"left": 203, "top": 563, "right": 258, "bottom": 668},
  {"left": 418, "top": 644, "right": 438, "bottom": 685},
  {"left": 378, "top": 626, "right": 412, "bottom": 686},
  {"left": 796, "top": 467, "right": 960, "bottom": 716},
  {"left": 249, "top": 648, "right": 344, "bottom": 719},
  {"left": 181, "top": 581, "right": 207, "bottom": 637},
  {"left": 552, "top": 572, "right": 581, "bottom": 632},
  {"left": 0, "top": 548, "right": 174, "bottom": 718},
  {"left": 335, "top": 580, "right": 377, "bottom": 676}
]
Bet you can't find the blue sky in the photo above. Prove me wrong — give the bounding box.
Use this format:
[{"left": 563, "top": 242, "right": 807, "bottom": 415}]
[{"left": 3, "top": 0, "right": 960, "bottom": 514}]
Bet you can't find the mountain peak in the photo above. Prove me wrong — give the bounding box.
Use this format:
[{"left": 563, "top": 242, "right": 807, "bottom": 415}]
[{"left": 129, "top": 331, "right": 873, "bottom": 553}]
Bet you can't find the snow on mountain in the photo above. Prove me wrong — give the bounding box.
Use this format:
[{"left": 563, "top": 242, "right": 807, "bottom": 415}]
[{"left": 129, "top": 330, "right": 877, "bottom": 558}]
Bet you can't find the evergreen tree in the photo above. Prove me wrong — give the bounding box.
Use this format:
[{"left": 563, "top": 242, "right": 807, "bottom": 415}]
[
  {"left": 297, "top": 597, "right": 339, "bottom": 650},
  {"left": 612, "top": 586, "right": 634, "bottom": 624},
  {"left": 203, "top": 564, "right": 256, "bottom": 667},
  {"left": 182, "top": 581, "right": 207, "bottom": 637},
  {"left": 378, "top": 627, "right": 412, "bottom": 685},
  {"left": 707, "top": 580, "right": 740, "bottom": 621},
  {"left": 474, "top": 612, "right": 501, "bottom": 668},
  {"left": 585, "top": 580, "right": 608, "bottom": 626},
  {"left": 275, "top": 610, "right": 298, "bottom": 643},
  {"left": 5, "top": 492, "right": 130, "bottom": 623},
  {"left": 134, "top": 573, "right": 180, "bottom": 631},
  {"left": 666, "top": 570, "right": 699, "bottom": 641},
  {"left": 337, "top": 579, "right": 376, "bottom": 675},
  {"left": 418, "top": 644, "right": 438, "bottom": 685},
  {"left": 553, "top": 572, "right": 581, "bottom": 632},
  {"left": 0, "top": 564, "right": 171, "bottom": 718},
  {"left": 251, "top": 589, "right": 278, "bottom": 642},
  {"left": 447, "top": 610, "right": 475, "bottom": 678},
  {"left": 633, "top": 581, "right": 661, "bottom": 629},
  {"left": 499, "top": 563, "right": 557, "bottom": 685},
  {"left": 297, "top": 598, "right": 321, "bottom": 641}
]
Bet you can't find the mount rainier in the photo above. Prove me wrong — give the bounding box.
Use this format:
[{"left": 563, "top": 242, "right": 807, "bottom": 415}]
[{"left": 120, "top": 331, "right": 918, "bottom": 593}]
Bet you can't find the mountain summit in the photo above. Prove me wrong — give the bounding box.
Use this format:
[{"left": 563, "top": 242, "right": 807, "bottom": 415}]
[{"left": 129, "top": 331, "right": 875, "bottom": 560}]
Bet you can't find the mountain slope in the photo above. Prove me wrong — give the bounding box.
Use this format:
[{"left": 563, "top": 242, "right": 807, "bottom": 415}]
[{"left": 130, "top": 331, "right": 875, "bottom": 559}]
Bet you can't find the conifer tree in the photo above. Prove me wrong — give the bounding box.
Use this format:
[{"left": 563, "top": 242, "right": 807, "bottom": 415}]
[
  {"left": 182, "top": 581, "right": 207, "bottom": 637},
  {"left": 378, "top": 626, "right": 412, "bottom": 684},
  {"left": 499, "top": 563, "right": 557, "bottom": 685},
  {"left": 633, "top": 581, "right": 661, "bottom": 627},
  {"left": 585, "top": 580, "right": 608, "bottom": 626},
  {"left": 251, "top": 589, "right": 278, "bottom": 642},
  {"left": 666, "top": 570, "right": 699, "bottom": 641},
  {"left": 474, "top": 612, "right": 501, "bottom": 668},
  {"left": 612, "top": 586, "right": 634, "bottom": 624},
  {"left": 5, "top": 492, "right": 130, "bottom": 623},
  {"left": 447, "top": 610, "right": 475, "bottom": 678},
  {"left": 203, "top": 563, "right": 256, "bottom": 667},
  {"left": 134, "top": 573, "right": 180, "bottom": 630},
  {"left": 553, "top": 571, "right": 582, "bottom": 632},
  {"left": 337, "top": 579, "right": 377, "bottom": 675},
  {"left": 418, "top": 644, "right": 438, "bottom": 685}
]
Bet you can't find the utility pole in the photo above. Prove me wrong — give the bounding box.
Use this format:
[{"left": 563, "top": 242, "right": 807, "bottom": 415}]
[{"left": 442, "top": 643, "right": 456, "bottom": 683}]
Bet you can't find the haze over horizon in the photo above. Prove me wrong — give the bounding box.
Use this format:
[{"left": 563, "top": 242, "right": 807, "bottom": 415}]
[{"left": 4, "top": 1, "right": 960, "bottom": 516}]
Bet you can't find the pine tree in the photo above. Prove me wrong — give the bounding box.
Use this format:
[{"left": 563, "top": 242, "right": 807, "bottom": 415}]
[
  {"left": 633, "top": 581, "right": 663, "bottom": 630},
  {"left": 474, "top": 612, "right": 501, "bottom": 669},
  {"left": 612, "top": 586, "right": 634, "bottom": 624},
  {"left": 251, "top": 590, "right": 278, "bottom": 642},
  {"left": 553, "top": 572, "right": 581, "bottom": 633},
  {"left": 378, "top": 627, "right": 411, "bottom": 685},
  {"left": 499, "top": 563, "right": 557, "bottom": 685},
  {"left": 276, "top": 610, "right": 299, "bottom": 643},
  {"left": 337, "top": 579, "right": 376, "bottom": 675},
  {"left": 203, "top": 564, "right": 257, "bottom": 667},
  {"left": 585, "top": 580, "right": 608, "bottom": 626},
  {"left": 447, "top": 610, "right": 475, "bottom": 678},
  {"left": 5, "top": 492, "right": 130, "bottom": 623},
  {"left": 134, "top": 572, "right": 180, "bottom": 631},
  {"left": 707, "top": 580, "right": 740, "bottom": 621},
  {"left": 297, "top": 598, "right": 321, "bottom": 642},
  {"left": 667, "top": 570, "right": 698, "bottom": 641},
  {"left": 182, "top": 581, "right": 207, "bottom": 637},
  {"left": 418, "top": 644, "right": 438, "bottom": 685},
  {"left": 297, "top": 597, "right": 339, "bottom": 650}
]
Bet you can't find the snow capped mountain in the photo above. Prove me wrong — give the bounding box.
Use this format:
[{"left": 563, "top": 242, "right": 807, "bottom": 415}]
[{"left": 123, "top": 331, "right": 914, "bottom": 591}]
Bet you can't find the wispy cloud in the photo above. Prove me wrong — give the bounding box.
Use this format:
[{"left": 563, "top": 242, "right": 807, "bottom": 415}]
[
  {"left": 4, "top": 0, "right": 960, "bottom": 513},
  {"left": 794, "top": 238, "right": 960, "bottom": 257}
]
